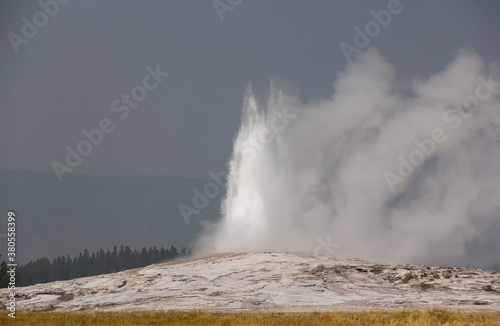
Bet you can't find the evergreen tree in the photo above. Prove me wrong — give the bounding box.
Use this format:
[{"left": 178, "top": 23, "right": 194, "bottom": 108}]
[
  {"left": 0, "top": 255, "right": 8, "bottom": 287},
  {"left": 6, "top": 244, "right": 184, "bottom": 287}
]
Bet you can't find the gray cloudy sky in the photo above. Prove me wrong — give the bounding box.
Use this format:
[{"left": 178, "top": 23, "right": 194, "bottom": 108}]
[{"left": 1, "top": 0, "right": 499, "bottom": 180}]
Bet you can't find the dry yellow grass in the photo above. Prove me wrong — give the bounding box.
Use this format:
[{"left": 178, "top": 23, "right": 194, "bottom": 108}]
[{"left": 1, "top": 310, "right": 500, "bottom": 326}]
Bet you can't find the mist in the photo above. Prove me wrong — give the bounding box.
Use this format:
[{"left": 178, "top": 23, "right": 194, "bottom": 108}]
[{"left": 196, "top": 49, "right": 500, "bottom": 269}]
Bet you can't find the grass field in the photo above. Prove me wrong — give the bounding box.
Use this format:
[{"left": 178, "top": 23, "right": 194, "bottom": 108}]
[{"left": 1, "top": 310, "right": 500, "bottom": 326}]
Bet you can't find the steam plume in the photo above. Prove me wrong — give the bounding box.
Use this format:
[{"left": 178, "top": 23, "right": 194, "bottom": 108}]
[{"left": 197, "top": 49, "right": 500, "bottom": 268}]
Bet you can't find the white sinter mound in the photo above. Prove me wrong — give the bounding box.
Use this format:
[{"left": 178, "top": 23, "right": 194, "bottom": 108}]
[{"left": 3, "top": 252, "right": 500, "bottom": 312}]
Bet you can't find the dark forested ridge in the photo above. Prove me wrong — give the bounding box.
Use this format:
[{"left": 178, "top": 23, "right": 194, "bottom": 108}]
[
  {"left": 0, "top": 169, "right": 224, "bottom": 265},
  {"left": 0, "top": 244, "right": 188, "bottom": 287}
]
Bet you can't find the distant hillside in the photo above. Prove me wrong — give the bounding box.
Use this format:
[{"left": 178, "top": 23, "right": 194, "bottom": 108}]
[{"left": 0, "top": 169, "right": 224, "bottom": 263}]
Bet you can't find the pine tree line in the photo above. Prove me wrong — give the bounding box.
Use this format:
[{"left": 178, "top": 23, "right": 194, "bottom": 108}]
[{"left": 0, "top": 244, "right": 188, "bottom": 287}]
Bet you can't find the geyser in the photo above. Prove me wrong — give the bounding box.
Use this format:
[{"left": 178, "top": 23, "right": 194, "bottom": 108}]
[{"left": 197, "top": 49, "right": 500, "bottom": 269}]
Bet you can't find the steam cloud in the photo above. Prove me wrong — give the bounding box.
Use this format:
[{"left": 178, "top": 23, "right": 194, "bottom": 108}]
[{"left": 196, "top": 49, "right": 500, "bottom": 269}]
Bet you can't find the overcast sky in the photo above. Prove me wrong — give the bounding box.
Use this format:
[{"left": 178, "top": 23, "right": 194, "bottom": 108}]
[{"left": 1, "top": 0, "right": 499, "bottom": 181}]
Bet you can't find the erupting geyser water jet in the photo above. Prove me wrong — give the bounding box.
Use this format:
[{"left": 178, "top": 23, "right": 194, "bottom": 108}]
[{"left": 196, "top": 49, "right": 500, "bottom": 269}]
